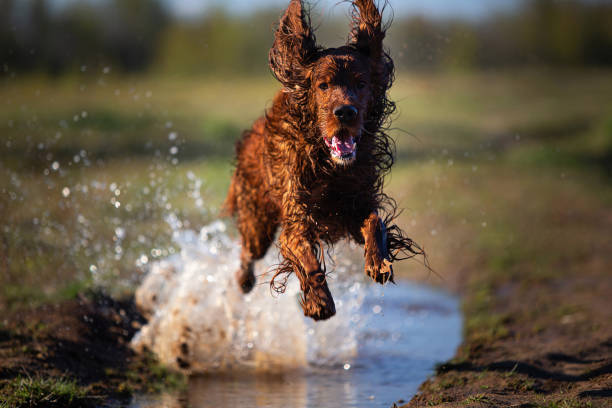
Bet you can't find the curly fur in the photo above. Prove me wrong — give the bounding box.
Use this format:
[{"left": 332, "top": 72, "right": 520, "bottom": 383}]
[{"left": 225, "top": 0, "right": 425, "bottom": 321}]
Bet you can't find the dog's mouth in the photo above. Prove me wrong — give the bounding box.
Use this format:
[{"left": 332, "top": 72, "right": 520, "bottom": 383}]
[{"left": 324, "top": 135, "right": 357, "bottom": 165}]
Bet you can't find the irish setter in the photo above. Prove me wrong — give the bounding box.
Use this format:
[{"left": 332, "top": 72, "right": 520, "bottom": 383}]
[{"left": 225, "top": 0, "right": 423, "bottom": 320}]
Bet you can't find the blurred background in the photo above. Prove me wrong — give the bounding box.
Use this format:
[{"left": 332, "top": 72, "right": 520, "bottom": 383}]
[{"left": 1, "top": 0, "right": 611, "bottom": 315}]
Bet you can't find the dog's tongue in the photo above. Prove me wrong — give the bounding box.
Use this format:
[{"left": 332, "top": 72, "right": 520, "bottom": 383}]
[{"left": 327, "top": 136, "right": 355, "bottom": 156}]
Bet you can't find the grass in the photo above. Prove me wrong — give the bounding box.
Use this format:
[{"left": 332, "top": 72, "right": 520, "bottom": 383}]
[
  {"left": 462, "top": 393, "right": 489, "bottom": 405},
  {"left": 0, "top": 376, "right": 91, "bottom": 408},
  {"left": 535, "top": 399, "right": 593, "bottom": 408},
  {"left": 1, "top": 69, "right": 611, "bottom": 310},
  {"left": 1, "top": 69, "right": 612, "bottom": 408}
]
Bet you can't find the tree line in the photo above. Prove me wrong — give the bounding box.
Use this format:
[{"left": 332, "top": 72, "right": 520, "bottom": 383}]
[{"left": 1, "top": 0, "right": 611, "bottom": 76}]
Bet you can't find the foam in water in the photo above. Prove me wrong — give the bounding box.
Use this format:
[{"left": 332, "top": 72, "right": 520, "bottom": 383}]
[{"left": 131, "top": 221, "right": 367, "bottom": 373}]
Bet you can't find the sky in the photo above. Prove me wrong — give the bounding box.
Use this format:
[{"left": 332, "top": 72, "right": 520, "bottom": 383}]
[
  {"left": 162, "top": 0, "right": 518, "bottom": 19},
  {"left": 49, "top": 0, "right": 520, "bottom": 20}
]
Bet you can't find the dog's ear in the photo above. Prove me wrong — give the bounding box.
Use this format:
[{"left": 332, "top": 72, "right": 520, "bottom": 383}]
[
  {"left": 269, "top": 0, "right": 318, "bottom": 90},
  {"left": 349, "top": 0, "right": 394, "bottom": 102},
  {"left": 349, "top": 0, "right": 386, "bottom": 60}
]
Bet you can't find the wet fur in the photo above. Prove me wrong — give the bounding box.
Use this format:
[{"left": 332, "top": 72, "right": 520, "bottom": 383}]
[{"left": 225, "top": 0, "right": 424, "bottom": 320}]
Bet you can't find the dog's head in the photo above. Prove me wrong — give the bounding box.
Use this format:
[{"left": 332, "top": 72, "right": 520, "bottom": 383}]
[{"left": 269, "top": 0, "right": 394, "bottom": 166}]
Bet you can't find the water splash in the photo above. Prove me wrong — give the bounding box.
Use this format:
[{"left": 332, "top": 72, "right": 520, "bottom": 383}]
[{"left": 131, "top": 221, "right": 367, "bottom": 373}]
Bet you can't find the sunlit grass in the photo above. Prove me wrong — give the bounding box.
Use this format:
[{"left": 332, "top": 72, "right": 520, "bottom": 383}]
[
  {"left": 1, "top": 69, "right": 611, "bottom": 310},
  {"left": 0, "top": 376, "right": 91, "bottom": 408}
]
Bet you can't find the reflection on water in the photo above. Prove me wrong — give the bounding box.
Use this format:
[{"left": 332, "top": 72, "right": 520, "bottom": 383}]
[{"left": 130, "top": 222, "right": 462, "bottom": 407}]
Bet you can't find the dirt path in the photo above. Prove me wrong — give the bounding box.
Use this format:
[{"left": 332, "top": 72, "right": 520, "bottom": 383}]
[
  {"left": 403, "top": 270, "right": 611, "bottom": 407},
  {"left": 396, "top": 168, "right": 612, "bottom": 407}
]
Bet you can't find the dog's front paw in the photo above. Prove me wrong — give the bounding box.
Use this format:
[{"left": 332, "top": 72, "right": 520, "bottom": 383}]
[
  {"left": 365, "top": 245, "right": 394, "bottom": 284},
  {"left": 301, "top": 272, "right": 336, "bottom": 321}
]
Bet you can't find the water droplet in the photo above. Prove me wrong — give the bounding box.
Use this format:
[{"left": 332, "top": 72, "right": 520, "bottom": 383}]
[
  {"left": 115, "top": 227, "right": 125, "bottom": 239},
  {"left": 51, "top": 161, "right": 60, "bottom": 171},
  {"left": 343, "top": 363, "right": 351, "bottom": 370},
  {"left": 62, "top": 187, "right": 70, "bottom": 197},
  {"left": 372, "top": 305, "right": 382, "bottom": 314},
  {"left": 168, "top": 132, "right": 178, "bottom": 141}
]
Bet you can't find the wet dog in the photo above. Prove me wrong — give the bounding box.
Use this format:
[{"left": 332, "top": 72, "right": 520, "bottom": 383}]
[{"left": 225, "top": 0, "right": 422, "bottom": 320}]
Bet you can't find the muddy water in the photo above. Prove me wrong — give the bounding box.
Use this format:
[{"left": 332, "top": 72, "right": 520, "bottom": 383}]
[{"left": 129, "top": 222, "right": 462, "bottom": 408}]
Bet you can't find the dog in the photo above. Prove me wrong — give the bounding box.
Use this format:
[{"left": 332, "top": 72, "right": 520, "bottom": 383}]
[{"left": 225, "top": 0, "right": 423, "bottom": 321}]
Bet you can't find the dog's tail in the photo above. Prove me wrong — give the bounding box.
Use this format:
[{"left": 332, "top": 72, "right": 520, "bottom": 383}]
[{"left": 221, "top": 173, "right": 237, "bottom": 218}]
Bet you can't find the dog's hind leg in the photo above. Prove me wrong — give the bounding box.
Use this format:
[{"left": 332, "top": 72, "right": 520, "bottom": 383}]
[{"left": 235, "top": 199, "right": 279, "bottom": 294}]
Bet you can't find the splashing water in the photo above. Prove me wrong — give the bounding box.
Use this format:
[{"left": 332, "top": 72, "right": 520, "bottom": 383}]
[
  {"left": 130, "top": 221, "right": 463, "bottom": 407},
  {"left": 131, "top": 220, "right": 366, "bottom": 373}
]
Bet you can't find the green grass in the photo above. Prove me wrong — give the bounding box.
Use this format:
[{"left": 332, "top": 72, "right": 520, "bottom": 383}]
[
  {"left": 462, "top": 393, "right": 490, "bottom": 405},
  {"left": 0, "top": 376, "right": 91, "bottom": 408},
  {"left": 535, "top": 399, "right": 593, "bottom": 408},
  {"left": 1, "top": 69, "right": 611, "bottom": 311}
]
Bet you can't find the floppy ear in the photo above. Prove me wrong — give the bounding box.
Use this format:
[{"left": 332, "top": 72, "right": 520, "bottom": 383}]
[
  {"left": 349, "top": 0, "right": 386, "bottom": 60},
  {"left": 349, "top": 1, "right": 395, "bottom": 125},
  {"left": 269, "top": 0, "right": 319, "bottom": 90}
]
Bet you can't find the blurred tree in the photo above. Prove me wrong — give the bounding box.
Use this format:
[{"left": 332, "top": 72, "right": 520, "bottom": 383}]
[
  {"left": 104, "top": 0, "right": 168, "bottom": 71},
  {"left": 155, "top": 9, "right": 276, "bottom": 76},
  {"left": 0, "top": 0, "right": 17, "bottom": 72},
  {"left": 1, "top": 0, "right": 611, "bottom": 76}
]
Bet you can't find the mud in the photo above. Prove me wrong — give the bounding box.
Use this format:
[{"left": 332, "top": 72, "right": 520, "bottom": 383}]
[
  {"left": 0, "top": 293, "right": 181, "bottom": 405},
  {"left": 401, "top": 245, "right": 612, "bottom": 405}
]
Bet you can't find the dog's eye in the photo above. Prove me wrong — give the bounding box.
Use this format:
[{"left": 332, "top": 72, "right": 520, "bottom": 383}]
[
  {"left": 357, "top": 80, "right": 367, "bottom": 89},
  {"left": 318, "top": 82, "right": 329, "bottom": 91}
]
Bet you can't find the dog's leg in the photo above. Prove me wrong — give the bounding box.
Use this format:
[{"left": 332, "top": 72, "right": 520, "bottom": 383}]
[
  {"left": 279, "top": 228, "right": 336, "bottom": 321},
  {"left": 233, "top": 177, "right": 279, "bottom": 293},
  {"left": 361, "top": 212, "right": 394, "bottom": 284},
  {"left": 236, "top": 215, "right": 278, "bottom": 293}
]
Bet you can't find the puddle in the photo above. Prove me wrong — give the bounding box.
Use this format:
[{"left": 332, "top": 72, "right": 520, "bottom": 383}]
[{"left": 129, "top": 221, "right": 462, "bottom": 407}]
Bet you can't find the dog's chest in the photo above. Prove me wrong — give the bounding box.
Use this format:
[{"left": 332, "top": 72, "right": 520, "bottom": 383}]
[{"left": 305, "top": 175, "right": 373, "bottom": 238}]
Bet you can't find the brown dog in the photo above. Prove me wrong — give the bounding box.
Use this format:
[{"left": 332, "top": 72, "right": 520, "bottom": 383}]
[{"left": 225, "top": 0, "right": 423, "bottom": 320}]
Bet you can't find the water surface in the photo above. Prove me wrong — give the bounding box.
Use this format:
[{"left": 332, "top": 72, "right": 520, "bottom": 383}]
[{"left": 130, "top": 222, "right": 462, "bottom": 408}]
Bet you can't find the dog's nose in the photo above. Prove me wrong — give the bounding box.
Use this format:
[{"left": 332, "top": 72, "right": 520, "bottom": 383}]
[{"left": 333, "top": 105, "right": 358, "bottom": 124}]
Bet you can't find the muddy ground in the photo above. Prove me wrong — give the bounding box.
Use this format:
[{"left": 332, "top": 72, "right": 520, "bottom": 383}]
[
  {"left": 0, "top": 293, "right": 183, "bottom": 407},
  {"left": 395, "top": 169, "right": 612, "bottom": 407},
  {"left": 403, "top": 268, "right": 612, "bottom": 407},
  {"left": 1, "top": 250, "right": 609, "bottom": 407}
]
